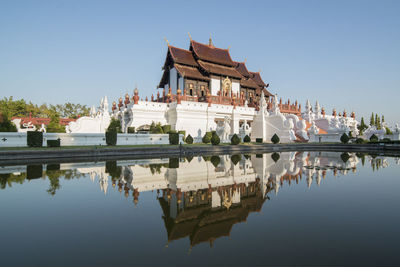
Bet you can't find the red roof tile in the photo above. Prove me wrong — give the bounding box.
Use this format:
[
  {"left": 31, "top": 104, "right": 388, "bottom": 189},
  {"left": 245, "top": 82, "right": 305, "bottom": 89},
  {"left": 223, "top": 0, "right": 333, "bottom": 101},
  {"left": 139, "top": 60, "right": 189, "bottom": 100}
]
[
  {"left": 191, "top": 40, "right": 236, "bottom": 67},
  {"left": 250, "top": 72, "right": 267, "bottom": 87},
  {"left": 174, "top": 63, "right": 210, "bottom": 81},
  {"left": 198, "top": 60, "right": 242, "bottom": 79},
  {"left": 169, "top": 46, "right": 198, "bottom": 67}
]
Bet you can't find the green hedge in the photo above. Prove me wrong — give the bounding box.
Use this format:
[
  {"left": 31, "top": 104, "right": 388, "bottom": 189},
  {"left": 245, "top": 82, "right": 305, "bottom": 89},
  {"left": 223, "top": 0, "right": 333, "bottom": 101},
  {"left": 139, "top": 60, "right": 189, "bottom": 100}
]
[
  {"left": 231, "top": 134, "right": 240, "bottom": 145},
  {"left": 243, "top": 135, "right": 251, "bottom": 143},
  {"left": 178, "top": 130, "right": 186, "bottom": 138},
  {"left": 162, "top": 125, "right": 171, "bottom": 133},
  {"left": 185, "top": 134, "right": 193, "bottom": 144},
  {"left": 355, "top": 138, "right": 365, "bottom": 144},
  {"left": 169, "top": 132, "right": 179, "bottom": 145},
  {"left": 47, "top": 139, "right": 60, "bottom": 147},
  {"left": 211, "top": 133, "right": 220, "bottom": 145},
  {"left": 202, "top": 132, "right": 212, "bottom": 144},
  {"left": 370, "top": 134, "right": 378, "bottom": 142},
  {"left": 27, "top": 131, "right": 43, "bottom": 147},
  {"left": 256, "top": 138, "right": 263, "bottom": 143},
  {"left": 340, "top": 133, "right": 349, "bottom": 144},
  {"left": 127, "top": 127, "right": 135, "bottom": 133},
  {"left": 271, "top": 134, "right": 280, "bottom": 144},
  {"left": 106, "top": 131, "right": 117, "bottom": 146}
]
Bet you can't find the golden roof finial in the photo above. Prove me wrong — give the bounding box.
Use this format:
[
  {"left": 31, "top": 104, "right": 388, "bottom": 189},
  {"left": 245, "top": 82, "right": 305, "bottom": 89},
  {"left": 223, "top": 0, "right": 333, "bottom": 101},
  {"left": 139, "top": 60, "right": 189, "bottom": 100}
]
[
  {"left": 187, "top": 32, "right": 192, "bottom": 41},
  {"left": 227, "top": 45, "right": 231, "bottom": 50},
  {"left": 164, "top": 37, "right": 170, "bottom": 46},
  {"left": 244, "top": 58, "right": 247, "bottom": 63},
  {"left": 209, "top": 33, "right": 213, "bottom": 46}
]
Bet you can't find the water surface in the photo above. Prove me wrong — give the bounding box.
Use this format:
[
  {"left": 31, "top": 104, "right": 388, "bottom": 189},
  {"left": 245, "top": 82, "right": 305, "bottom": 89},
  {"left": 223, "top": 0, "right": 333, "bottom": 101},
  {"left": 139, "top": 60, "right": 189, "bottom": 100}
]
[{"left": 1, "top": 152, "right": 399, "bottom": 266}]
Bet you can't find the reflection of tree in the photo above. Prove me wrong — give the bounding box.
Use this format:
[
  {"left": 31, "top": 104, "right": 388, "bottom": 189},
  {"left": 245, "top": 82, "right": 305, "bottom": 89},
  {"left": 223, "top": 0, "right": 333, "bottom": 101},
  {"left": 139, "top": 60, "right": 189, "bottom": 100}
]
[
  {"left": 47, "top": 176, "right": 60, "bottom": 196},
  {"left": 0, "top": 173, "right": 26, "bottom": 189}
]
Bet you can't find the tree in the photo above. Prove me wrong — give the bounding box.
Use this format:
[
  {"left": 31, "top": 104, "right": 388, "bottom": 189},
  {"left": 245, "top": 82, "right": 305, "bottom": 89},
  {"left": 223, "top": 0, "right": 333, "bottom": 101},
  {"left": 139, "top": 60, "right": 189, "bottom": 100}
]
[
  {"left": 375, "top": 114, "right": 379, "bottom": 127},
  {"left": 370, "top": 113, "right": 375, "bottom": 126},
  {"left": 46, "top": 113, "right": 65, "bottom": 133},
  {"left": 0, "top": 113, "right": 17, "bottom": 132},
  {"left": 376, "top": 116, "right": 381, "bottom": 130},
  {"left": 382, "top": 115, "right": 385, "bottom": 124}
]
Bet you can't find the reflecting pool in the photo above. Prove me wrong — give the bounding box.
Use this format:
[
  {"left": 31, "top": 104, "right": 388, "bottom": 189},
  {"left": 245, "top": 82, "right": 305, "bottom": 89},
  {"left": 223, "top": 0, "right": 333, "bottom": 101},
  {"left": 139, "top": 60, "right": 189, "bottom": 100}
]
[{"left": 1, "top": 152, "right": 400, "bottom": 266}]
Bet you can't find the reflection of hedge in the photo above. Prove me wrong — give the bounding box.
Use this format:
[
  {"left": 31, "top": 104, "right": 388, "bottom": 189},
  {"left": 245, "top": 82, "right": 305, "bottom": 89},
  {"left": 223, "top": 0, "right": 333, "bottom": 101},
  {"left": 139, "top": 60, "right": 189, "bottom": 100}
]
[
  {"left": 186, "top": 155, "right": 193, "bottom": 162},
  {"left": 231, "top": 154, "right": 241, "bottom": 165},
  {"left": 243, "top": 135, "right": 251, "bottom": 143},
  {"left": 27, "top": 131, "right": 43, "bottom": 147},
  {"left": 47, "top": 164, "right": 60, "bottom": 171},
  {"left": 211, "top": 156, "right": 221, "bottom": 167},
  {"left": 105, "top": 161, "right": 122, "bottom": 178},
  {"left": 271, "top": 152, "right": 280, "bottom": 162},
  {"left": 169, "top": 158, "right": 179, "bottom": 168},
  {"left": 355, "top": 138, "right": 365, "bottom": 144},
  {"left": 341, "top": 152, "right": 350, "bottom": 163},
  {"left": 231, "top": 134, "right": 240, "bottom": 145},
  {"left": 185, "top": 135, "right": 193, "bottom": 144},
  {"left": 27, "top": 165, "right": 43, "bottom": 179},
  {"left": 256, "top": 154, "right": 263, "bottom": 158},
  {"left": 370, "top": 134, "right": 378, "bottom": 142},
  {"left": 169, "top": 132, "right": 179, "bottom": 145},
  {"left": 202, "top": 156, "right": 211, "bottom": 161},
  {"left": 106, "top": 131, "right": 117, "bottom": 146},
  {"left": 47, "top": 139, "right": 60, "bottom": 147}
]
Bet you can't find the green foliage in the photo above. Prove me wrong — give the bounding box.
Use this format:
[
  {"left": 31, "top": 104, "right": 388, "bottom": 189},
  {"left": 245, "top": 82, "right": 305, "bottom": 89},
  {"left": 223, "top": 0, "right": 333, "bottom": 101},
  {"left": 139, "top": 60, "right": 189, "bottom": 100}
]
[
  {"left": 46, "top": 113, "right": 65, "bottom": 133},
  {"left": 105, "top": 161, "right": 122, "bottom": 178},
  {"left": 340, "top": 133, "right": 350, "bottom": 144},
  {"left": 162, "top": 125, "right": 171, "bottom": 133},
  {"left": 382, "top": 138, "right": 391, "bottom": 142},
  {"left": 230, "top": 154, "right": 242, "bottom": 165},
  {"left": 47, "top": 139, "right": 60, "bottom": 147},
  {"left": 370, "top": 134, "right": 378, "bottom": 142},
  {"left": 358, "top": 117, "right": 368, "bottom": 135},
  {"left": 169, "top": 158, "right": 180, "bottom": 168},
  {"left": 127, "top": 127, "right": 135, "bottom": 133},
  {"left": 211, "top": 133, "right": 220, "bottom": 145},
  {"left": 340, "top": 152, "right": 350, "bottom": 163},
  {"left": 355, "top": 138, "right": 365, "bottom": 144},
  {"left": 0, "top": 96, "right": 89, "bottom": 119},
  {"left": 47, "top": 164, "right": 60, "bottom": 171},
  {"left": 256, "top": 138, "right": 263, "bottom": 143},
  {"left": 243, "top": 154, "right": 251, "bottom": 159},
  {"left": 0, "top": 113, "right": 17, "bottom": 132},
  {"left": 106, "top": 131, "right": 117, "bottom": 146},
  {"left": 27, "top": 131, "right": 43, "bottom": 147},
  {"left": 256, "top": 154, "right": 263, "bottom": 158},
  {"left": 107, "top": 118, "right": 122, "bottom": 133},
  {"left": 271, "top": 134, "right": 280, "bottom": 144},
  {"left": 231, "top": 134, "right": 240, "bottom": 145},
  {"left": 243, "top": 135, "right": 251, "bottom": 143},
  {"left": 185, "top": 134, "right": 193, "bottom": 144},
  {"left": 386, "top": 127, "right": 392, "bottom": 135},
  {"left": 210, "top": 156, "right": 221, "bottom": 167},
  {"left": 26, "top": 165, "right": 43, "bottom": 179},
  {"left": 202, "top": 156, "right": 211, "bottom": 161},
  {"left": 271, "top": 152, "right": 280, "bottom": 162},
  {"left": 370, "top": 113, "right": 375, "bottom": 126},
  {"left": 202, "top": 132, "right": 212, "bottom": 144},
  {"left": 169, "top": 132, "right": 179, "bottom": 145}
]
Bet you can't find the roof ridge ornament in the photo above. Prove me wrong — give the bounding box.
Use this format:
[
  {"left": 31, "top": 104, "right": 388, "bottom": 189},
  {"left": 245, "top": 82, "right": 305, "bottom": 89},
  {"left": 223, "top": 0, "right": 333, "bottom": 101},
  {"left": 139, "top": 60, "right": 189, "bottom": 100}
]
[
  {"left": 209, "top": 33, "right": 213, "bottom": 47},
  {"left": 188, "top": 32, "right": 192, "bottom": 41},
  {"left": 164, "top": 37, "right": 170, "bottom": 46}
]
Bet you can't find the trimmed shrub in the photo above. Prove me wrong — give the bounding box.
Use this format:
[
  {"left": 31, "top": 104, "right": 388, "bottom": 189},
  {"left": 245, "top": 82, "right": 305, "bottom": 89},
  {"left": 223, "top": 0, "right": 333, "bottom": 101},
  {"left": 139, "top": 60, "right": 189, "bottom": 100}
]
[
  {"left": 355, "top": 138, "right": 365, "bottom": 144},
  {"left": 271, "top": 152, "right": 280, "bottom": 162},
  {"left": 231, "top": 134, "right": 240, "bottom": 145},
  {"left": 27, "top": 131, "right": 43, "bottom": 147},
  {"left": 185, "top": 134, "right": 193, "bottom": 144},
  {"left": 211, "top": 133, "right": 220, "bottom": 145},
  {"left": 107, "top": 118, "right": 122, "bottom": 133},
  {"left": 169, "top": 158, "right": 179, "bottom": 168},
  {"left": 341, "top": 152, "right": 350, "bottom": 163},
  {"left": 106, "top": 131, "right": 117, "bottom": 146},
  {"left": 162, "top": 125, "right": 171, "bottom": 133},
  {"left": 370, "top": 134, "right": 378, "bottom": 142},
  {"left": 47, "top": 139, "right": 60, "bottom": 147},
  {"left": 186, "top": 155, "right": 193, "bottom": 162},
  {"left": 169, "top": 132, "right": 179, "bottom": 145},
  {"left": 256, "top": 138, "right": 263, "bottom": 143},
  {"left": 340, "top": 133, "right": 349, "bottom": 144},
  {"left": 26, "top": 165, "right": 42, "bottom": 179},
  {"left": 211, "top": 156, "right": 221, "bottom": 167},
  {"left": 127, "top": 127, "right": 135, "bottom": 133},
  {"left": 231, "top": 154, "right": 242, "bottom": 165},
  {"left": 202, "top": 132, "right": 211, "bottom": 144},
  {"left": 271, "top": 134, "right": 280, "bottom": 144},
  {"left": 243, "top": 135, "right": 251, "bottom": 143}
]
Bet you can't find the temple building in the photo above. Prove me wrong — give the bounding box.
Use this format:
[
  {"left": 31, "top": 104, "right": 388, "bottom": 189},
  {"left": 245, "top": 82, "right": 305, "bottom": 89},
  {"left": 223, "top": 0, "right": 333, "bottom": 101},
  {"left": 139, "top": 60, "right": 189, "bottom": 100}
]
[{"left": 158, "top": 37, "right": 272, "bottom": 106}]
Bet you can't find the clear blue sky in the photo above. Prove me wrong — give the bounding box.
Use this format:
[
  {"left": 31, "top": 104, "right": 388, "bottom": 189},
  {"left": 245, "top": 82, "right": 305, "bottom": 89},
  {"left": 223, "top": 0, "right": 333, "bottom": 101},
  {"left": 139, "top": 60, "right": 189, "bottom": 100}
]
[{"left": 1, "top": 0, "right": 399, "bottom": 123}]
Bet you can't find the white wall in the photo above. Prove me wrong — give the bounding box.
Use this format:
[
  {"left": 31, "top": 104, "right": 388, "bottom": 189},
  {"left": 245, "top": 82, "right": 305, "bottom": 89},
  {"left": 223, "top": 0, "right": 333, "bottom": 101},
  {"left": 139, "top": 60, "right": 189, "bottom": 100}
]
[
  {"left": 211, "top": 77, "right": 220, "bottom": 96},
  {"left": 0, "top": 132, "right": 183, "bottom": 147}
]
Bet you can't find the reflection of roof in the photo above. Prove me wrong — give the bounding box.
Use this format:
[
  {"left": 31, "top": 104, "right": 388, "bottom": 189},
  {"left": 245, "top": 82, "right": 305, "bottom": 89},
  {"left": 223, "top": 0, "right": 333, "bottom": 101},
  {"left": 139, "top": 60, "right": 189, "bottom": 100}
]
[{"left": 190, "top": 40, "right": 235, "bottom": 67}]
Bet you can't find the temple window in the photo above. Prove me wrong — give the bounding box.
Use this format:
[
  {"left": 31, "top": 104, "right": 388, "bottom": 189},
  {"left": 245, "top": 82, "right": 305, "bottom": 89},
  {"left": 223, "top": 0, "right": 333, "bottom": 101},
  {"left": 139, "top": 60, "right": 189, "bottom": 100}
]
[
  {"left": 200, "top": 85, "right": 205, "bottom": 97},
  {"left": 188, "top": 83, "right": 194, "bottom": 96}
]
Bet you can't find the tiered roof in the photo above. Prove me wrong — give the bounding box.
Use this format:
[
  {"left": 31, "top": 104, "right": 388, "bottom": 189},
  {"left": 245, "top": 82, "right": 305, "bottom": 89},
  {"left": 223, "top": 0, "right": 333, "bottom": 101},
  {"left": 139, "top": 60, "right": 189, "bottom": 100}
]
[{"left": 159, "top": 39, "right": 272, "bottom": 95}]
